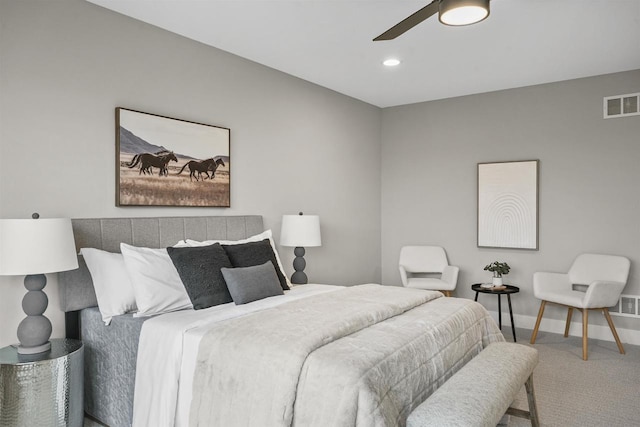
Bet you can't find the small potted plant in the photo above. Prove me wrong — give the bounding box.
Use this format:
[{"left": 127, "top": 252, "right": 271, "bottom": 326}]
[{"left": 484, "top": 261, "right": 510, "bottom": 286}]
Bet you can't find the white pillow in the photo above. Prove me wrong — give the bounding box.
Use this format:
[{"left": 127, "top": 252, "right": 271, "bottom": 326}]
[
  {"left": 120, "top": 243, "right": 193, "bottom": 317},
  {"left": 182, "top": 229, "right": 273, "bottom": 247},
  {"left": 182, "top": 230, "right": 292, "bottom": 288},
  {"left": 80, "top": 248, "right": 137, "bottom": 325}
]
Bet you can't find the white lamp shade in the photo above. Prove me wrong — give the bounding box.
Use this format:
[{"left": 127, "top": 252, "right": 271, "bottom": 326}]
[
  {"left": 0, "top": 218, "right": 79, "bottom": 275},
  {"left": 280, "top": 215, "right": 321, "bottom": 247}
]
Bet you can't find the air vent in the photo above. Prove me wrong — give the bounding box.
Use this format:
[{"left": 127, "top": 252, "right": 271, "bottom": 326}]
[
  {"left": 604, "top": 92, "right": 640, "bottom": 118},
  {"left": 610, "top": 294, "right": 640, "bottom": 318}
]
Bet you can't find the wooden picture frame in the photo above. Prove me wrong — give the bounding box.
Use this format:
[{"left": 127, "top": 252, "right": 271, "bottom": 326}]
[
  {"left": 116, "top": 108, "right": 230, "bottom": 207},
  {"left": 477, "top": 160, "right": 539, "bottom": 250}
]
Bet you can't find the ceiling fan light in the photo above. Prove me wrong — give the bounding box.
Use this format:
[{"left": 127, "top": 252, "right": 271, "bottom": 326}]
[{"left": 439, "top": 0, "right": 490, "bottom": 26}]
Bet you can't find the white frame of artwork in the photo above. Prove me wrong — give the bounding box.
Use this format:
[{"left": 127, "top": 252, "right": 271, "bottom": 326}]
[{"left": 477, "top": 160, "right": 539, "bottom": 250}]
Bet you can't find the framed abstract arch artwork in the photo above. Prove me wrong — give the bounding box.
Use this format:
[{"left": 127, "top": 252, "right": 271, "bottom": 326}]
[{"left": 477, "top": 160, "right": 539, "bottom": 250}]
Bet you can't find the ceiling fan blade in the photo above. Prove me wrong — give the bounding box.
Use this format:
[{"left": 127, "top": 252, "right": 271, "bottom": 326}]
[{"left": 373, "top": 0, "right": 439, "bottom": 41}]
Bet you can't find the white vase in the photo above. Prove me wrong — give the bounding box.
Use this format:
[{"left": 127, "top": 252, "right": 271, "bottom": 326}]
[{"left": 492, "top": 276, "right": 503, "bottom": 286}]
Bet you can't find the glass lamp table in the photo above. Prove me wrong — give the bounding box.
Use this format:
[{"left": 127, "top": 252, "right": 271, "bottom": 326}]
[
  {"left": 472, "top": 283, "right": 520, "bottom": 342},
  {"left": 0, "top": 338, "right": 83, "bottom": 427}
]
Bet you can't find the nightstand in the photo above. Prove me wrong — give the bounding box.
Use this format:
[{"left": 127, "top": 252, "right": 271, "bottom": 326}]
[{"left": 0, "top": 338, "right": 83, "bottom": 427}]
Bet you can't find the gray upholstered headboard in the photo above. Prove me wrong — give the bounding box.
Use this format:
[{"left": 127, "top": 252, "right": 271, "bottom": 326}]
[{"left": 58, "top": 215, "right": 264, "bottom": 315}]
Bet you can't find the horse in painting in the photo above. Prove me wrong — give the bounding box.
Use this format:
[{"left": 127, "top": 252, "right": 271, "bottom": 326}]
[
  {"left": 177, "top": 158, "right": 226, "bottom": 181},
  {"left": 127, "top": 151, "right": 178, "bottom": 176}
]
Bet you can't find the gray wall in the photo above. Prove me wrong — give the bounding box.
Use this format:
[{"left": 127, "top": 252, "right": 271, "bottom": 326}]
[
  {"left": 1, "top": 0, "right": 638, "bottom": 350},
  {"left": 0, "top": 0, "right": 381, "bottom": 347},
  {"left": 381, "top": 70, "right": 640, "bottom": 334}
]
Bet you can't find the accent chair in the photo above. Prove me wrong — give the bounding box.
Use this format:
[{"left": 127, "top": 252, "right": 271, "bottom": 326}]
[
  {"left": 530, "top": 253, "right": 630, "bottom": 360},
  {"left": 399, "top": 246, "right": 459, "bottom": 297}
]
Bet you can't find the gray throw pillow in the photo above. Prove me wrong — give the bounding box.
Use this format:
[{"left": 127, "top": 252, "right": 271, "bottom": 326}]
[
  {"left": 222, "top": 239, "right": 290, "bottom": 290},
  {"left": 221, "top": 261, "right": 284, "bottom": 305}
]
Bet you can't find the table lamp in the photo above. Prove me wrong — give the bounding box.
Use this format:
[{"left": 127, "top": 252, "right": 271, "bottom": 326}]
[
  {"left": 280, "top": 213, "right": 321, "bottom": 285},
  {"left": 0, "top": 214, "right": 78, "bottom": 354}
]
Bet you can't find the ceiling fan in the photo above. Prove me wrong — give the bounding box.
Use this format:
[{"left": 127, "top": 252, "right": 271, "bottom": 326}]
[{"left": 373, "top": 0, "right": 490, "bottom": 41}]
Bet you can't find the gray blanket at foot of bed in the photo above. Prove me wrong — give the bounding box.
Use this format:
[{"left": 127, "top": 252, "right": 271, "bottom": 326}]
[{"left": 189, "top": 284, "right": 504, "bottom": 427}]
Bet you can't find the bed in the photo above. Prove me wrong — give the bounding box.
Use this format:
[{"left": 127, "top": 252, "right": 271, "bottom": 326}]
[{"left": 58, "top": 215, "right": 504, "bottom": 427}]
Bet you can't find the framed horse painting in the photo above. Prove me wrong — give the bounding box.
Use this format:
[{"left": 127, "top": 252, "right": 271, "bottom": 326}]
[{"left": 116, "top": 108, "right": 230, "bottom": 207}]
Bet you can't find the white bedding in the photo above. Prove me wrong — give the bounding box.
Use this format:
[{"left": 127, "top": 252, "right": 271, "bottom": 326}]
[{"left": 132, "top": 284, "right": 343, "bottom": 427}]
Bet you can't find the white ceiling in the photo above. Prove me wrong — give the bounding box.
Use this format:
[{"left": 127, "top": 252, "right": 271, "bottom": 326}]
[{"left": 87, "top": 0, "right": 640, "bottom": 108}]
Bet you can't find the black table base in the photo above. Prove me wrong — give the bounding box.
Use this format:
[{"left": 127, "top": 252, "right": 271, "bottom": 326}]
[{"left": 472, "top": 284, "right": 519, "bottom": 342}]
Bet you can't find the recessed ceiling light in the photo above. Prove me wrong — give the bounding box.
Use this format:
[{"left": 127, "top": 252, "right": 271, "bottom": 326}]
[{"left": 383, "top": 59, "right": 401, "bottom": 67}]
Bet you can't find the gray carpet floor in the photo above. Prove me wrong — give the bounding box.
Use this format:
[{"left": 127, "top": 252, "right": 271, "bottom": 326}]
[
  {"left": 505, "top": 328, "right": 640, "bottom": 427},
  {"left": 84, "top": 328, "right": 640, "bottom": 427}
]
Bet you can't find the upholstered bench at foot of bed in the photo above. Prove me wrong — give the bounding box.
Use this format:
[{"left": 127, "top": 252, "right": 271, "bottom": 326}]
[{"left": 407, "top": 342, "right": 540, "bottom": 427}]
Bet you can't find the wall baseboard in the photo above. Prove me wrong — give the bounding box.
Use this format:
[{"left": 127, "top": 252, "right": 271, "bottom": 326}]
[{"left": 487, "top": 311, "right": 640, "bottom": 346}]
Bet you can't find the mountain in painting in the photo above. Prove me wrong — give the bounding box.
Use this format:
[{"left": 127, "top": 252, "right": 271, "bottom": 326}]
[
  {"left": 119, "top": 126, "right": 167, "bottom": 154},
  {"left": 119, "top": 126, "right": 228, "bottom": 162}
]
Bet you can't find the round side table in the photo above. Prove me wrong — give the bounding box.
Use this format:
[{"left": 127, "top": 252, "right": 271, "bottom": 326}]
[
  {"left": 0, "top": 338, "right": 84, "bottom": 427},
  {"left": 472, "top": 284, "right": 520, "bottom": 342}
]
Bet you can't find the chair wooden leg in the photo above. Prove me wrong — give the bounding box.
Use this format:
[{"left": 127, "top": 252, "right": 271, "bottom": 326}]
[
  {"left": 564, "top": 307, "right": 573, "bottom": 337},
  {"left": 603, "top": 308, "right": 625, "bottom": 355},
  {"left": 530, "top": 301, "right": 546, "bottom": 344},
  {"left": 582, "top": 309, "right": 588, "bottom": 361},
  {"left": 525, "top": 375, "right": 540, "bottom": 427}
]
